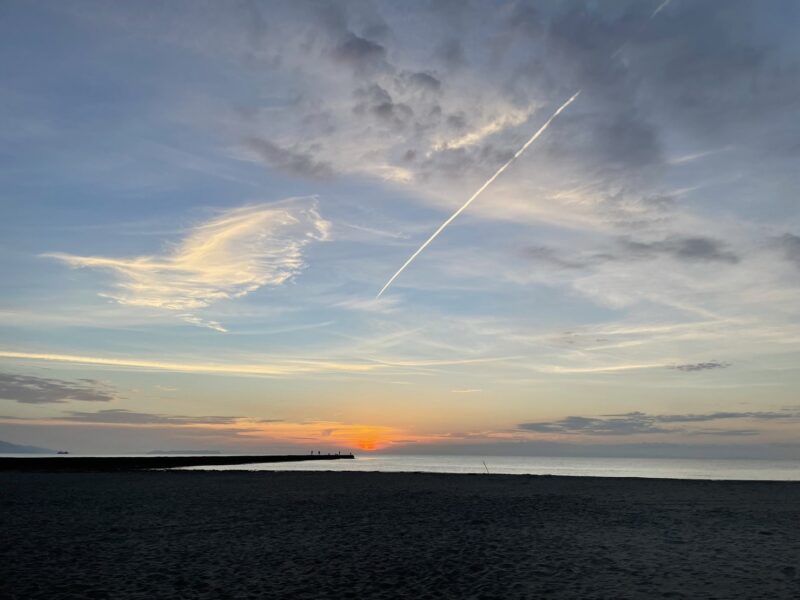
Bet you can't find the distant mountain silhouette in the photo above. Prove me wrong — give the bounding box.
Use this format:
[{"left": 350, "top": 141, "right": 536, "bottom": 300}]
[{"left": 0, "top": 439, "right": 53, "bottom": 454}]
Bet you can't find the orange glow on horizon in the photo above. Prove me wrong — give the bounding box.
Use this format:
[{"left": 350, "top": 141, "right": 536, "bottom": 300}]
[
  {"left": 331, "top": 425, "right": 396, "bottom": 451},
  {"left": 230, "top": 420, "right": 422, "bottom": 451},
  {"left": 356, "top": 439, "right": 378, "bottom": 451},
  {"left": 0, "top": 414, "right": 448, "bottom": 452}
]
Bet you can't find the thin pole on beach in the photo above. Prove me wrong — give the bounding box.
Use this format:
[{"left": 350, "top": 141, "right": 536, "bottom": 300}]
[{"left": 482, "top": 461, "right": 490, "bottom": 474}]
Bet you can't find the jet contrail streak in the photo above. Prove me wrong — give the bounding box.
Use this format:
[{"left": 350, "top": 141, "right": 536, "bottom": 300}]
[
  {"left": 650, "top": 0, "right": 672, "bottom": 19},
  {"left": 377, "top": 90, "right": 581, "bottom": 298},
  {"left": 613, "top": 0, "right": 674, "bottom": 58}
]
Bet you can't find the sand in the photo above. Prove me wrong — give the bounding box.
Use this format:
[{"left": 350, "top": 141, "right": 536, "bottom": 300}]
[{"left": 1, "top": 471, "right": 799, "bottom": 599}]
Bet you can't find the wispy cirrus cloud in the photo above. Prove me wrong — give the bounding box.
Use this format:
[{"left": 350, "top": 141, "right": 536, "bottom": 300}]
[
  {"left": 45, "top": 199, "right": 330, "bottom": 330},
  {"left": 0, "top": 350, "right": 378, "bottom": 378},
  {"left": 538, "top": 363, "right": 667, "bottom": 374},
  {"left": 0, "top": 350, "right": 515, "bottom": 379}
]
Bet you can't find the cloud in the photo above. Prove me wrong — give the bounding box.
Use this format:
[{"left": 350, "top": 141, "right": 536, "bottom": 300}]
[
  {"left": 539, "top": 363, "right": 666, "bottom": 374},
  {"left": 637, "top": 411, "right": 797, "bottom": 423},
  {"left": 433, "top": 110, "right": 531, "bottom": 152},
  {"left": 0, "top": 372, "right": 115, "bottom": 404},
  {"left": 243, "top": 138, "right": 334, "bottom": 179},
  {"left": 332, "top": 32, "right": 389, "bottom": 73},
  {"left": 433, "top": 38, "right": 464, "bottom": 71},
  {"left": 670, "top": 361, "right": 730, "bottom": 372},
  {"left": 618, "top": 236, "right": 740, "bottom": 263},
  {"left": 519, "top": 413, "right": 671, "bottom": 436},
  {"left": 0, "top": 350, "right": 515, "bottom": 379},
  {"left": 59, "top": 409, "right": 280, "bottom": 426},
  {"left": 69, "top": 0, "right": 799, "bottom": 235},
  {"left": 518, "top": 408, "right": 800, "bottom": 436},
  {"left": 524, "top": 234, "right": 737, "bottom": 274},
  {"left": 524, "top": 246, "right": 614, "bottom": 270},
  {"left": 0, "top": 350, "right": 380, "bottom": 378},
  {"left": 353, "top": 84, "right": 414, "bottom": 130},
  {"left": 46, "top": 200, "right": 330, "bottom": 328},
  {"left": 405, "top": 71, "right": 442, "bottom": 94},
  {"left": 637, "top": 0, "right": 800, "bottom": 140},
  {"left": 776, "top": 233, "right": 800, "bottom": 268}
]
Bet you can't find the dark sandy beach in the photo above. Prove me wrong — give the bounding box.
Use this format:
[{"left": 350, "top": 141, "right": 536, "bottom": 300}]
[{"left": 2, "top": 471, "right": 799, "bottom": 599}]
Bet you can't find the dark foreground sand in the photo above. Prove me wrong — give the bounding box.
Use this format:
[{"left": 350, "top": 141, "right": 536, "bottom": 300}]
[{"left": 2, "top": 471, "right": 799, "bottom": 599}]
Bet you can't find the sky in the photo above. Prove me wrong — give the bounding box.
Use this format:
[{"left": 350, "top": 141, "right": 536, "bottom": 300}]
[{"left": 1, "top": 0, "right": 799, "bottom": 457}]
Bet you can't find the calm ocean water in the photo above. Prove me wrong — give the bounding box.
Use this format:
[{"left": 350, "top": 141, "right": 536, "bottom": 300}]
[{"left": 183, "top": 454, "right": 800, "bottom": 481}]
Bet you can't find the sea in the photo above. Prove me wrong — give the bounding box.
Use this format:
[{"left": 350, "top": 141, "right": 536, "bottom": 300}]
[{"left": 181, "top": 454, "right": 800, "bottom": 481}]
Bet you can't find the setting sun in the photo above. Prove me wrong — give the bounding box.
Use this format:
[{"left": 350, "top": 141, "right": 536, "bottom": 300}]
[{"left": 356, "top": 438, "right": 379, "bottom": 451}]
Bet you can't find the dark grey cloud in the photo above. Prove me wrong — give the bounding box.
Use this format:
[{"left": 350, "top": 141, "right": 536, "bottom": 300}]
[
  {"left": 545, "top": 110, "right": 662, "bottom": 177},
  {"left": 504, "top": 2, "right": 544, "bottom": 39},
  {"left": 619, "top": 236, "right": 740, "bottom": 264},
  {"left": 240, "top": 0, "right": 269, "bottom": 47},
  {"left": 523, "top": 235, "right": 736, "bottom": 271},
  {"left": 776, "top": 233, "right": 800, "bottom": 268},
  {"left": 0, "top": 373, "right": 115, "bottom": 404},
  {"left": 518, "top": 408, "right": 800, "bottom": 436},
  {"left": 332, "top": 32, "right": 389, "bottom": 73},
  {"left": 405, "top": 71, "right": 442, "bottom": 94},
  {"left": 433, "top": 38, "right": 465, "bottom": 71},
  {"left": 244, "top": 137, "right": 334, "bottom": 179},
  {"left": 524, "top": 246, "right": 615, "bottom": 270},
  {"left": 500, "top": 4, "right": 664, "bottom": 187},
  {"left": 637, "top": 0, "right": 800, "bottom": 140},
  {"left": 670, "top": 362, "right": 730, "bottom": 372},
  {"left": 496, "top": 0, "right": 795, "bottom": 215},
  {"left": 510, "top": 0, "right": 800, "bottom": 156},
  {"left": 603, "top": 411, "right": 798, "bottom": 423},
  {"left": 353, "top": 84, "right": 414, "bottom": 130},
  {"left": 163, "top": 0, "right": 800, "bottom": 205},
  {"left": 446, "top": 113, "right": 467, "bottom": 130},
  {"left": 519, "top": 413, "right": 670, "bottom": 436},
  {"left": 59, "top": 409, "right": 282, "bottom": 426}
]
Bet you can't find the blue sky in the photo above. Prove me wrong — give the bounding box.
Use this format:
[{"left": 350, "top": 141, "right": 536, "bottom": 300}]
[{"left": 1, "top": 0, "right": 799, "bottom": 456}]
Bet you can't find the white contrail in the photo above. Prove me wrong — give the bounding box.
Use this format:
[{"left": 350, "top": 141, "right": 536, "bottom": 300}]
[
  {"left": 650, "top": 0, "right": 672, "bottom": 19},
  {"left": 613, "top": 0, "right": 674, "bottom": 58},
  {"left": 377, "top": 91, "right": 581, "bottom": 298}
]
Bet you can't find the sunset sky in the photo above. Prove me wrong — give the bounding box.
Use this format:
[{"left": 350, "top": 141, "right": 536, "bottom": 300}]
[{"left": 1, "top": 0, "right": 799, "bottom": 457}]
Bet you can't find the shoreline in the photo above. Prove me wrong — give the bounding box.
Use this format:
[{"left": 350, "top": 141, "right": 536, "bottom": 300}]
[{"left": 181, "top": 466, "right": 800, "bottom": 484}]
